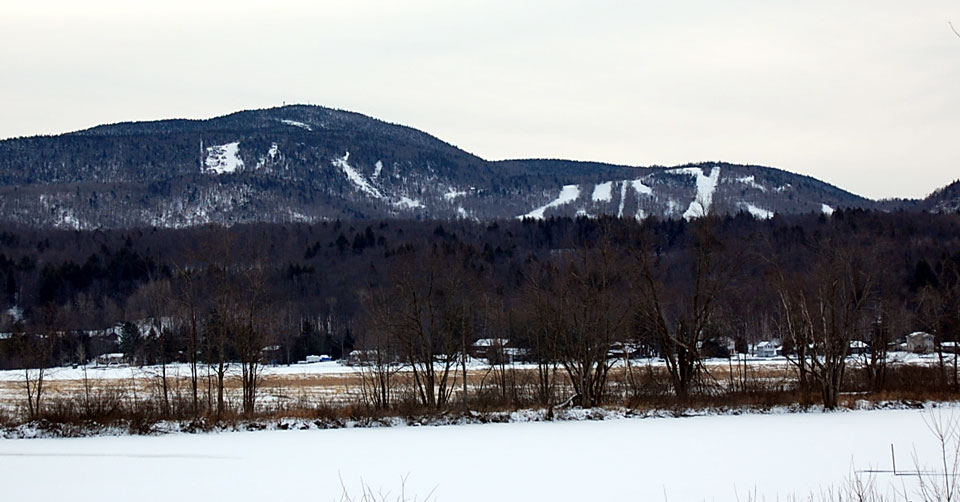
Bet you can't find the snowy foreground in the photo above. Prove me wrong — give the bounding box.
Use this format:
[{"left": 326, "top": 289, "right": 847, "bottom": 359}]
[{"left": 0, "top": 407, "right": 954, "bottom": 501}]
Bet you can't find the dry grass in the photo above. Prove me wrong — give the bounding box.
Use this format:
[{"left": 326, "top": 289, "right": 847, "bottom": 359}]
[{"left": 2, "top": 359, "right": 959, "bottom": 434}]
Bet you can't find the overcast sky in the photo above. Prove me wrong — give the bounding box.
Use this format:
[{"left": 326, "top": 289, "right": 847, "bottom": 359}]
[{"left": 2, "top": 1, "right": 958, "bottom": 199}]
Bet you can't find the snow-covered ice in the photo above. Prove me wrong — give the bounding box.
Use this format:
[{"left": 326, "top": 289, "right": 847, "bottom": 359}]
[
  {"left": 0, "top": 408, "right": 953, "bottom": 501},
  {"left": 522, "top": 184, "right": 580, "bottom": 219},
  {"left": 204, "top": 142, "right": 244, "bottom": 174}
]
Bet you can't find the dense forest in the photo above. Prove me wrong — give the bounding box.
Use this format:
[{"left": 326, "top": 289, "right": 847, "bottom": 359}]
[{"left": 1, "top": 210, "right": 959, "bottom": 414}]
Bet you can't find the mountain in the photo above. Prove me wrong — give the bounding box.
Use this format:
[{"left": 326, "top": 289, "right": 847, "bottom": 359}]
[
  {"left": 0, "top": 104, "right": 934, "bottom": 229},
  {"left": 922, "top": 180, "right": 960, "bottom": 214}
]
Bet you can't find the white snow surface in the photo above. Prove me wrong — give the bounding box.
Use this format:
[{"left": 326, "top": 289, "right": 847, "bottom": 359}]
[
  {"left": 591, "top": 181, "right": 613, "bottom": 202},
  {"left": 822, "top": 203, "right": 836, "bottom": 215},
  {"left": 522, "top": 184, "right": 580, "bottom": 219},
  {"left": 670, "top": 166, "right": 721, "bottom": 219},
  {"left": 279, "top": 119, "right": 312, "bottom": 131},
  {"left": 630, "top": 178, "right": 653, "bottom": 195},
  {"left": 372, "top": 160, "right": 383, "bottom": 179},
  {"left": 735, "top": 175, "right": 766, "bottom": 191},
  {"left": 332, "top": 152, "right": 383, "bottom": 198},
  {"left": 742, "top": 202, "right": 774, "bottom": 219},
  {"left": 203, "top": 142, "right": 244, "bottom": 174},
  {"left": 0, "top": 408, "right": 955, "bottom": 501},
  {"left": 444, "top": 188, "right": 468, "bottom": 201},
  {"left": 395, "top": 196, "right": 424, "bottom": 209}
]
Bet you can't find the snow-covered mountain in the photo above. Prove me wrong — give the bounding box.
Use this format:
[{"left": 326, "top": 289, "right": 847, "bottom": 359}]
[{"left": 0, "top": 105, "right": 932, "bottom": 229}]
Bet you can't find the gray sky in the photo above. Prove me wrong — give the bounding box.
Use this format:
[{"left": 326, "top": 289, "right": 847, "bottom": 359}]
[{"left": 2, "top": 0, "right": 958, "bottom": 199}]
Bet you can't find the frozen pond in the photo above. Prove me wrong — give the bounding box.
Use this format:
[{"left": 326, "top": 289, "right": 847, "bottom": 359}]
[{"left": 0, "top": 407, "right": 955, "bottom": 501}]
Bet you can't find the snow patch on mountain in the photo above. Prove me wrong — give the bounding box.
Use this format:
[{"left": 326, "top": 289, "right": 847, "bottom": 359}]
[
  {"left": 280, "top": 119, "right": 312, "bottom": 131},
  {"left": 742, "top": 203, "right": 774, "bottom": 219},
  {"left": 204, "top": 142, "right": 244, "bottom": 174},
  {"left": 372, "top": 161, "right": 383, "bottom": 179},
  {"left": 669, "top": 167, "right": 721, "bottom": 219},
  {"left": 332, "top": 152, "right": 382, "bottom": 199},
  {"left": 665, "top": 199, "right": 682, "bottom": 215},
  {"left": 631, "top": 179, "right": 653, "bottom": 196},
  {"left": 268, "top": 143, "right": 279, "bottom": 160},
  {"left": 609, "top": 179, "right": 653, "bottom": 217},
  {"left": 522, "top": 185, "right": 580, "bottom": 219},
  {"left": 592, "top": 182, "right": 613, "bottom": 202},
  {"left": 734, "top": 175, "right": 766, "bottom": 192},
  {"left": 395, "top": 196, "right": 424, "bottom": 209},
  {"left": 444, "top": 188, "right": 468, "bottom": 201},
  {"left": 821, "top": 203, "right": 835, "bottom": 216}
]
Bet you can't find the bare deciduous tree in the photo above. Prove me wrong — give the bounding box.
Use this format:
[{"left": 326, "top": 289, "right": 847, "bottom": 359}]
[
  {"left": 529, "top": 235, "right": 629, "bottom": 408},
  {"left": 366, "top": 249, "right": 468, "bottom": 410},
  {"left": 776, "top": 242, "right": 873, "bottom": 409},
  {"left": 633, "top": 218, "right": 730, "bottom": 399},
  {"left": 16, "top": 304, "right": 59, "bottom": 418}
]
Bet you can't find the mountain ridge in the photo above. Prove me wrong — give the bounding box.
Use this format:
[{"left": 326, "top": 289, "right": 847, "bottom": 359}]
[{"left": 0, "top": 104, "right": 951, "bottom": 229}]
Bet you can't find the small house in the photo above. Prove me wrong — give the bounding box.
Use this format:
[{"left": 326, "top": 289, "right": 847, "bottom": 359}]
[
  {"left": 753, "top": 340, "right": 781, "bottom": 358},
  {"left": 607, "top": 342, "right": 642, "bottom": 360},
  {"left": 905, "top": 332, "right": 935, "bottom": 354},
  {"left": 96, "top": 352, "right": 126, "bottom": 366},
  {"left": 848, "top": 340, "right": 870, "bottom": 356},
  {"left": 470, "top": 338, "right": 509, "bottom": 360},
  {"left": 346, "top": 349, "right": 384, "bottom": 366}
]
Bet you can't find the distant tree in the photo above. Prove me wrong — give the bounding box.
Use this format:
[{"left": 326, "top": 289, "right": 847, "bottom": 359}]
[{"left": 118, "top": 321, "right": 142, "bottom": 363}]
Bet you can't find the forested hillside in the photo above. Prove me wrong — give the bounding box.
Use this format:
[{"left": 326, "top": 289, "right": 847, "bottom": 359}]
[{"left": 0, "top": 105, "right": 900, "bottom": 228}]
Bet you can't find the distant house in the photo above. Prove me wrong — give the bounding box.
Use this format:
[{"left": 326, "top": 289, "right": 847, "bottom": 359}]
[
  {"left": 470, "top": 339, "right": 529, "bottom": 364},
  {"left": 607, "top": 342, "right": 642, "bottom": 360},
  {"left": 260, "top": 345, "right": 283, "bottom": 364},
  {"left": 470, "top": 338, "right": 508, "bottom": 360},
  {"left": 905, "top": 332, "right": 935, "bottom": 354},
  {"left": 95, "top": 352, "right": 126, "bottom": 366},
  {"left": 848, "top": 340, "right": 870, "bottom": 356},
  {"left": 346, "top": 349, "right": 392, "bottom": 366},
  {"left": 753, "top": 340, "right": 781, "bottom": 358}
]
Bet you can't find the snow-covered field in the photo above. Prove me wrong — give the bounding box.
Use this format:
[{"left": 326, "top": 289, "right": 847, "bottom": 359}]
[
  {"left": 0, "top": 351, "right": 940, "bottom": 383},
  {"left": 0, "top": 407, "right": 954, "bottom": 501}
]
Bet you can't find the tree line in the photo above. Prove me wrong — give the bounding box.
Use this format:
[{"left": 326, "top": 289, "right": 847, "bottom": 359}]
[{"left": 1, "top": 209, "right": 959, "bottom": 419}]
